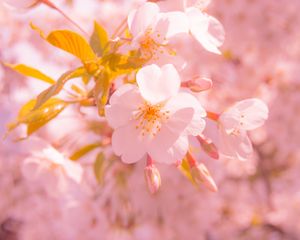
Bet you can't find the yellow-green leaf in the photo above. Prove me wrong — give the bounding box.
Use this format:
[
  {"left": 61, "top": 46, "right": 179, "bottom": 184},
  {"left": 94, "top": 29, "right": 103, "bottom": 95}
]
[
  {"left": 34, "top": 67, "right": 86, "bottom": 110},
  {"left": 4, "top": 63, "right": 55, "bottom": 84},
  {"left": 47, "top": 30, "right": 97, "bottom": 62},
  {"left": 94, "top": 70, "right": 111, "bottom": 116},
  {"left": 90, "top": 21, "right": 109, "bottom": 56},
  {"left": 7, "top": 98, "right": 67, "bottom": 136},
  {"left": 70, "top": 143, "right": 101, "bottom": 161},
  {"left": 94, "top": 152, "right": 105, "bottom": 184},
  {"left": 31, "top": 23, "right": 96, "bottom": 62}
]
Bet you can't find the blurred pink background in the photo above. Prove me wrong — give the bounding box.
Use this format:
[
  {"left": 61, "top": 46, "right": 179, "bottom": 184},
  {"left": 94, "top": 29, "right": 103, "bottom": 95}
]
[{"left": 1, "top": 0, "right": 300, "bottom": 239}]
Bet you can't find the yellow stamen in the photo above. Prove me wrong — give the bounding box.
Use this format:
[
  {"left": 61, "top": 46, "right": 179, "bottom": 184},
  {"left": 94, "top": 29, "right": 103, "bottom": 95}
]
[{"left": 133, "top": 102, "right": 169, "bottom": 137}]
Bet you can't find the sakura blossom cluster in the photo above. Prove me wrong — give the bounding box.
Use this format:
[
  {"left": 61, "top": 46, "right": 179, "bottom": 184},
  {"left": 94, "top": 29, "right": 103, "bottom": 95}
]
[{"left": 6, "top": 0, "right": 300, "bottom": 239}]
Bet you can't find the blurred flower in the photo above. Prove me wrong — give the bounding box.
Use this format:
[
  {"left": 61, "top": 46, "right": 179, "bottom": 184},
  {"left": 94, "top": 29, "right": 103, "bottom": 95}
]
[
  {"left": 105, "top": 64, "right": 206, "bottom": 164},
  {"left": 22, "top": 138, "right": 83, "bottom": 193},
  {"left": 182, "top": 76, "right": 213, "bottom": 92}
]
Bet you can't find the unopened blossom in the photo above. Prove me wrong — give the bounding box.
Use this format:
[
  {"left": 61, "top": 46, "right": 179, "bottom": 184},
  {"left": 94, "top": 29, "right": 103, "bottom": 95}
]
[
  {"left": 190, "top": 163, "right": 218, "bottom": 192},
  {"left": 128, "top": 2, "right": 189, "bottom": 59},
  {"left": 144, "top": 162, "right": 161, "bottom": 194},
  {"left": 182, "top": 76, "right": 213, "bottom": 92},
  {"left": 218, "top": 98, "right": 269, "bottom": 161},
  {"left": 105, "top": 64, "right": 206, "bottom": 164}
]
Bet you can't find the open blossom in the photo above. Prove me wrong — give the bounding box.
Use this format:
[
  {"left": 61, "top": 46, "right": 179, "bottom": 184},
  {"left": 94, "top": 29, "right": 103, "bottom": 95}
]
[
  {"left": 152, "top": 0, "right": 224, "bottom": 54},
  {"left": 218, "top": 99, "right": 269, "bottom": 161},
  {"left": 128, "top": 2, "right": 189, "bottom": 58},
  {"left": 105, "top": 64, "right": 206, "bottom": 164},
  {"left": 22, "top": 138, "right": 83, "bottom": 189}
]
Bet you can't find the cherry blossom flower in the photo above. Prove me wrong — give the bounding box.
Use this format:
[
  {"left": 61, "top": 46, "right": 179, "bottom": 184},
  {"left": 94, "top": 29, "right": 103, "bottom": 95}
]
[
  {"left": 218, "top": 98, "right": 269, "bottom": 161},
  {"left": 21, "top": 138, "right": 83, "bottom": 192},
  {"left": 105, "top": 64, "right": 206, "bottom": 164},
  {"left": 151, "top": 0, "right": 225, "bottom": 54},
  {"left": 128, "top": 2, "right": 189, "bottom": 59}
]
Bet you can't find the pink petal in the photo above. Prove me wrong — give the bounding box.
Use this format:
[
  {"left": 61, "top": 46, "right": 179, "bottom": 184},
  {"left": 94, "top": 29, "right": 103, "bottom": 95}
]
[
  {"left": 22, "top": 157, "right": 47, "bottom": 180},
  {"left": 219, "top": 129, "right": 253, "bottom": 161},
  {"left": 63, "top": 161, "right": 83, "bottom": 184},
  {"left": 185, "top": 77, "right": 213, "bottom": 92},
  {"left": 234, "top": 98, "right": 269, "bottom": 130},
  {"left": 186, "top": 7, "right": 224, "bottom": 54},
  {"left": 111, "top": 122, "right": 146, "bottom": 164},
  {"left": 220, "top": 98, "right": 268, "bottom": 132},
  {"left": 128, "top": 2, "right": 160, "bottom": 37},
  {"left": 149, "top": 135, "right": 189, "bottom": 164},
  {"left": 148, "top": 108, "right": 193, "bottom": 160},
  {"left": 109, "top": 84, "right": 137, "bottom": 105},
  {"left": 106, "top": 84, "right": 143, "bottom": 129},
  {"left": 154, "top": 11, "right": 189, "bottom": 41},
  {"left": 136, "top": 64, "right": 180, "bottom": 104},
  {"left": 165, "top": 92, "right": 206, "bottom": 136}
]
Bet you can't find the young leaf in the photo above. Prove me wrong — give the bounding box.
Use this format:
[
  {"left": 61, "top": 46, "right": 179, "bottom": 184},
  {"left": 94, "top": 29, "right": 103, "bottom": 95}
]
[
  {"left": 94, "top": 70, "right": 111, "bottom": 116},
  {"left": 70, "top": 143, "right": 102, "bottom": 161},
  {"left": 7, "top": 98, "right": 68, "bottom": 136},
  {"left": 33, "top": 67, "right": 85, "bottom": 110},
  {"left": 90, "top": 21, "right": 109, "bottom": 56},
  {"left": 197, "top": 135, "right": 219, "bottom": 159},
  {"left": 94, "top": 152, "right": 106, "bottom": 184},
  {"left": 4, "top": 64, "right": 55, "bottom": 84},
  {"left": 31, "top": 23, "right": 96, "bottom": 62}
]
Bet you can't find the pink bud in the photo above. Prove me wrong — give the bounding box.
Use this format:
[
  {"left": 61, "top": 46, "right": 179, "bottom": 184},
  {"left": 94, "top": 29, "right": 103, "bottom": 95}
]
[
  {"left": 197, "top": 134, "right": 219, "bottom": 159},
  {"left": 183, "top": 77, "right": 213, "bottom": 92},
  {"left": 144, "top": 165, "right": 161, "bottom": 194},
  {"left": 191, "top": 163, "right": 218, "bottom": 192}
]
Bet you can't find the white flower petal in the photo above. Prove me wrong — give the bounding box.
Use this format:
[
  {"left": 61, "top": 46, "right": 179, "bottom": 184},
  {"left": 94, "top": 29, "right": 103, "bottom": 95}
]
[
  {"left": 220, "top": 98, "right": 269, "bottom": 132},
  {"left": 154, "top": 11, "right": 189, "bottom": 41},
  {"left": 128, "top": 2, "right": 160, "bottom": 37},
  {"left": 149, "top": 108, "right": 194, "bottom": 151},
  {"left": 186, "top": 7, "right": 224, "bottom": 54},
  {"left": 112, "top": 122, "right": 146, "bottom": 164},
  {"left": 149, "top": 135, "right": 189, "bottom": 164},
  {"left": 219, "top": 129, "right": 253, "bottom": 161},
  {"left": 165, "top": 92, "right": 206, "bottom": 136},
  {"left": 106, "top": 84, "right": 143, "bottom": 129},
  {"left": 235, "top": 98, "right": 269, "bottom": 130},
  {"left": 136, "top": 64, "right": 180, "bottom": 104}
]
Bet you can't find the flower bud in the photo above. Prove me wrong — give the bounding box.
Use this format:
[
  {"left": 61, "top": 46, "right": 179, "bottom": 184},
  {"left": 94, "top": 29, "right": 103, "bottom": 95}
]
[
  {"left": 183, "top": 77, "right": 213, "bottom": 92},
  {"left": 144, "top": 164, "right": 161, "bottom": 194},
  {"left": 197, "top": 134, "right": 219, "bottom": 159},
  {"left": 191, "top": 163, "right": 218, "bottom": 192}
]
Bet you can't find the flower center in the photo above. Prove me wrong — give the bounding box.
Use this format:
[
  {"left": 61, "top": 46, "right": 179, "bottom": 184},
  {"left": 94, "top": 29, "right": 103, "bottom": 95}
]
[
  {"left": 133, "top": 102, "right": 169, "bottom": 137},
  {"left": 230, "top": 114, "right": 245, "bottom": 136},
  {"left": 138, "top": 28, "right": 175, "bottom": 60}
]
